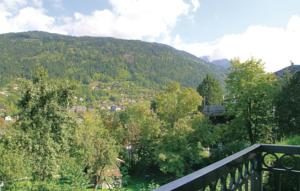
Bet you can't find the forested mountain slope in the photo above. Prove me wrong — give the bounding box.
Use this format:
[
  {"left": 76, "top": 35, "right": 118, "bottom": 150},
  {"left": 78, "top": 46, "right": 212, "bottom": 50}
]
[{"left": 0, "top": 31, "right": 226, "bottom": 87}]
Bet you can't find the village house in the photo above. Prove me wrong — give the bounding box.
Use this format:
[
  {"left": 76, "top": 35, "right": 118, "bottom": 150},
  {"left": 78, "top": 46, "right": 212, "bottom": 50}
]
[
  {"left": 4, "top": 116, "right": 13, "bottom": 122},
  {"left": 110, "top": 105, "right": 123, "bottom": 112},
  {"left": 70, "top": 106, "right": 87, "bottom": 113}
]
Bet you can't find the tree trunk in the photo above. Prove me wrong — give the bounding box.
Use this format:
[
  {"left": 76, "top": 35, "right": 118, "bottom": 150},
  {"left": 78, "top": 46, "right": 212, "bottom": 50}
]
[
  {"left": 247, "top": 100, "right": 255, "bottom": 144},
  {"left": 94, "top": 176, "right": 99, "bottom": 191},
  {"left": 246, "top": 118, "right": 254, "bottom": 144}
]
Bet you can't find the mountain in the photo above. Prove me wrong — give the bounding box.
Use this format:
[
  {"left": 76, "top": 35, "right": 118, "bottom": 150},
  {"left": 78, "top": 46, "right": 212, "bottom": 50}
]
[
  {"left": 0, "top": 31, "right": 226, "bottom": 88},
  {"left": 274, "top": 64, "right": 300, "bottom": 77},
  {"left": 200, "top": 56, "right": 230, "bottom": 69},
  {"left": 211, "top": 59, "right": 230, "bottom": 69},
  {"left": 199, "top": 56, "right": 210, "bottom": 63}
]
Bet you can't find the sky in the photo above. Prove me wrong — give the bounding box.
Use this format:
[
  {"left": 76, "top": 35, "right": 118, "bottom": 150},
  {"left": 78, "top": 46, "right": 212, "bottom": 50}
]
[{"left": 1, "top": 0, "right": 300, "bottom": 72}]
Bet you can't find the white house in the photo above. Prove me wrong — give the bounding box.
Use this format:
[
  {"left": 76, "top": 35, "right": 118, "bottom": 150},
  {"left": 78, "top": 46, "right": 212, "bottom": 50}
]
[{"left": 4, "top": 116, "right": 12, "bottom": 122}]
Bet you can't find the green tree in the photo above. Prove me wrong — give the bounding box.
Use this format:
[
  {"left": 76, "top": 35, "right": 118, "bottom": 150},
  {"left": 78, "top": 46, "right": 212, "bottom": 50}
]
[
  {"left": 116, "top": 103, "right": 162, "bottom": 171},
  {"left": 153, "top": 82, "right": 202, "bottom": 128},
  {"left": 15, "top": 67, "right": 76, "bottom": 180},
  {"left": 57, "top": 156, "right": 89, "bottom": 190},
  {"left": 275, "top": 72, "right": 300, "bottom": 138},
  {"left": 0, "top": 142, "right": 31, "bottom": 190},
  {"left": 226, "top": 59, "right": 277, "bottom": 144},
  {"left": 151, "top": 83, "right": 214, "bottom": 176},
  {"left": 74, "top": 112, "right": 119, "bottom": 189},
  {"left": 155, "top": 117, "right": 195, "bottom": 176},
  {"left": 197, "top": 74, "right": 224, "bottom": 106}
]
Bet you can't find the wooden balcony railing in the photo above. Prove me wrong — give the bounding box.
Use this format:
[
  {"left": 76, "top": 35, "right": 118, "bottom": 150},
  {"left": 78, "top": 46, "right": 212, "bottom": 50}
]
[{"left": 154, "top": 144, "right": 300, "bottom": 191}]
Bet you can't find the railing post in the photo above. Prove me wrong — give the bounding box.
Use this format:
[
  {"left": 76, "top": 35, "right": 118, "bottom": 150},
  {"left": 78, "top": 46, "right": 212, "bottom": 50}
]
[
  {"left": 251, "top": 152, "right": 263, "bottom": 191},
  {"left": 297, "top": 174, "right": 300, "bottom": 191},
  {"left": 274, "top": 173, "right": 281, "bottom": 191}
]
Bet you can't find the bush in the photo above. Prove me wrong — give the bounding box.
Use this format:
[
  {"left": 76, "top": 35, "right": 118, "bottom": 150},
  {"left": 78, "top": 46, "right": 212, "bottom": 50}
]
[
  {"left": 12, "top": 181, "right": 88, "bottom": 191},
  {"left": 58, "top": 157, "right": 89, "bottom": 189},
  {"left": 137, "top": 182, "right": 160, "bottom": 191},
  {"left": 0, "top": 143, "right": 31, "bottom": 190},
  {"left": 280, "top": 135, "right": 300, "bottom": 145}
]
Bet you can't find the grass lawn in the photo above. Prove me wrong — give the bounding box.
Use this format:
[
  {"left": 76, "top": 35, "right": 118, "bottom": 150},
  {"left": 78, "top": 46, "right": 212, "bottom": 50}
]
[
  {"left": 87, "top": 176, "right": 164, "bottom": 191},
  {"left": 85, "top": 175, "right": 161, "bottom": 191},
  {"left": 10, "top": 173, "right": 166, "bottom": 191}
]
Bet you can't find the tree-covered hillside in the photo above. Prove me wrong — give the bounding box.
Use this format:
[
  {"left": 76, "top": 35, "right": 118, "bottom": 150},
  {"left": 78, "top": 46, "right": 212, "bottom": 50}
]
[{"left": 0, "top": 31, "right": 226, "bottom": 87}]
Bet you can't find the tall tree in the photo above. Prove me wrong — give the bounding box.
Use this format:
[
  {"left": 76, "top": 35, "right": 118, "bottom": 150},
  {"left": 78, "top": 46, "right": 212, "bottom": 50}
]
[
  {"left": 197, "top": 74, "right": 224, "bottom": 106},
  {"left": 275, "top": 72, "right": 300, "bottom": 137},
  {"left": 151, "top": 83, "right": 212, "bottom": 176},
  {"left": 16, "top": 67, "right": 76, "bottom": 180},
  {"left": 74, "top": 112, "right": 119, "bottom": 189},
  {"left": 114, "top": 103, "right": 162, "bottom": 171},
  {"left": 226, "top": 59, "right": 277, "bottom": 144}
]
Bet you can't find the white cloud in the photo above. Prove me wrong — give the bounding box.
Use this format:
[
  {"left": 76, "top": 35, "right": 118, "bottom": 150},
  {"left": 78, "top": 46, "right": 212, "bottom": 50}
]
[
  {"left": 0, "top": 0, "right": 51, "bottom": 33},
  {"left": 0, "top": 0, "right": 199, "bottom": 41},
  {"left": 59, "top": 0, "right": 198, "bottom": 40},
  {"left": 191, "top": 0, "right": 200, "bottom": 12},
  {"left": 10, "top": 7, "right": 55, "bottom": 32},
  {"left": 0, "top": 0, "right": 28, "bottom": 11},
  {"left": 173, "top": 15, "right": 300, "bottom": 72}
]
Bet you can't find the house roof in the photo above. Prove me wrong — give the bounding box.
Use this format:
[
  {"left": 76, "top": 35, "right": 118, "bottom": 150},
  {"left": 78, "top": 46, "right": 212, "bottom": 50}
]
[
  {"left": 203, "top": 105, "right": 226, "bottom": 116},
  {"left": 101, "top": 166, "right": 122, "bottom": 177},
  {"left": 71, "top": 106, "right": 87, "bottom": 113}
]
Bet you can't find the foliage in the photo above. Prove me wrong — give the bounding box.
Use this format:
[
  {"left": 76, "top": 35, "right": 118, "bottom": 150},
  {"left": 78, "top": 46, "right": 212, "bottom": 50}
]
[
  {"left": 15, "top": 67, "right": 77, "bottom": 180},
  {"left": 0, "top": 143, "right": 31, "bottom": 190},
  {"left": 137, "top": 182, "right": 160, "bottom": 191},
  {"left": 154, "top": 114, "right": 221, "bottom": 177},
  {"left": 0, "top": 82, "right": 21, "bottom": 116},
  {"left": 197, "top": 74, "right": 224, "bottom": 106},
  {"left": 0, "top": 31, "right": 226, "bottom": 88},
  {"left": 275, "top": 72, "right": 300, "bottom": 138},
  {"left": 115, "top": 103, "right": 162, "bottom": 172},
  {"left": 11, "top": 181, "right": 87, "bottom": 191},
  {"left": 226, "top": 59, "right": 277, "bottom": 143},
  {"left": 280, "top": 135, "right": 300, "bottom": 145},
  {"left": 150, "top": 83, "right": 215, "bottom": 176},
  {"left": 74, "top": 111, "right": 120, "bottom": 188},
  {"left": 153, "top": 82, "right": 202, "bottom": 128},
  {"left": 1, "top": 47, "right": 298, "bottom": 190},
  {"left": 58, "top": 156, "right": 89, "bottom": 189}
]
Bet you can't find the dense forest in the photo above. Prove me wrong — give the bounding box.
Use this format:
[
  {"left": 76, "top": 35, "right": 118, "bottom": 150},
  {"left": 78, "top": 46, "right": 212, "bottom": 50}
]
[
  {"left": 0, "top": 31, "right": 226, "bottom": 88},
  {"left": 0, "top": 32, "right": 300, "bottom": 191}
]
